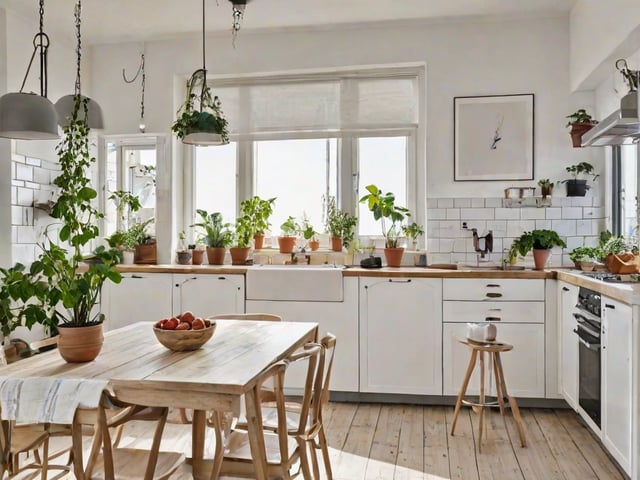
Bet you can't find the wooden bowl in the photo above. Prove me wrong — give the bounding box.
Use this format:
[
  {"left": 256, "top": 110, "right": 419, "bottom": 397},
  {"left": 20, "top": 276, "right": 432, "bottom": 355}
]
[{"left": 153, "top": 322, "right": 216, "bottom": 352}]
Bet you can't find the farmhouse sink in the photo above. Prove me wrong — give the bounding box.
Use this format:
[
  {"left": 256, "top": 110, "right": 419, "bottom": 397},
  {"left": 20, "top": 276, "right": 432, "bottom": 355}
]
[{"left": 246, "top": 265, "right": 344, "bottom": 301}]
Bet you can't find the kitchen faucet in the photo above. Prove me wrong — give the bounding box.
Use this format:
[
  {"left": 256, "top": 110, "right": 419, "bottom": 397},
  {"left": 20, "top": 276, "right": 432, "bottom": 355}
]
[{"left": 471, "top": 228, "right": 493, "bottom": 259}]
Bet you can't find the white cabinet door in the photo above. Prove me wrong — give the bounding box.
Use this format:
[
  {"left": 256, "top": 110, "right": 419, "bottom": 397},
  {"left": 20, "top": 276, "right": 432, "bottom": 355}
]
[
  {"left": 558, "top": 281, "right": 579, "bottom": 409},
  {"left": 102, "top": 274, "right": 173, "bottom": 331},
  {"left": 245, "top": 277, "right": 359, "bottom": 393},
  {"left": 602, "top": 296, "right": 632, "bottom": 474},
  {"left": 173, "top": 274, "right": 244, "bottom": 317},
  {"left": 443, "top": 323, "right": 545, "bottom": 398},
  {"left": 360, "top": 277, "right": 442, "bottom": 395}
]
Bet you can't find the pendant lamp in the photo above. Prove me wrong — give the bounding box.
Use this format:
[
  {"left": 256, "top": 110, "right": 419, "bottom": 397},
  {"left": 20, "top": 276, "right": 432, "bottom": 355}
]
[
  {"left": 54, "top": 0, "right": 104, "bottom": 129},
  {"left": 0, "top": 0, "right": 59, "bottom": 140},
  {"left": 171, "top": 0, "right": 229, "bottom": 146}
]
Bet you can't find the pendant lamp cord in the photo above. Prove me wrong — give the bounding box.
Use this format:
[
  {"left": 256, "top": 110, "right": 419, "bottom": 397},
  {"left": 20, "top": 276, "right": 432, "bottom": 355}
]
[
  {"left": 201, "top": 0, "right": 207, "bottom": 107},
  {"left": 19, "top": 0, "right": 50, "bottom": 97},
  {"left": 74, "top": 0, "right": 82, "bottom": 96}
]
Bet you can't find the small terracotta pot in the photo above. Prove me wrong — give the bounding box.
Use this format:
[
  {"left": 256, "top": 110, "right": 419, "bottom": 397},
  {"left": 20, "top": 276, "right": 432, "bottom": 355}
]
[
  {"left": 254, "top": 234, "right": 265, "bottom": 250},
  {"left": 384, "top": 247, "right": 405, "bottom": 267},
  {"left": 278, "top": 236, "right": 296, "bottom": 254},
  {"left": 206, "top": 247, "right": 226, "bottom": 265},
  {"left": 532, "top": 248, "right": 551, "bottom": 270},
  {"left": 330, "top": 236, "right": 342, "bottom": 252},
  {"left": 309, "top": 240, "right": 320, "bottom": 251},
  {"left": 229, "top": 247, "right": 251, "bottom": 265},
  {"left": 57, "top": 323, "right": 104, "bottom": 363},
  {"left": 191, "top": 249, "right": 204, "bottom": 265}
]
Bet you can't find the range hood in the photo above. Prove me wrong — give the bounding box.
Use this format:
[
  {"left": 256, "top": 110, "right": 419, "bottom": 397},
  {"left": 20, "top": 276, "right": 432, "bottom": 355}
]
[{"left": 581, "top": 91, "right": 640, "bottom": 146}]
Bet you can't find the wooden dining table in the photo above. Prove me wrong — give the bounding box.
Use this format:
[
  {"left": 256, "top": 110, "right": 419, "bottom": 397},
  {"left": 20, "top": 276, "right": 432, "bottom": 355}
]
[{"left": 0, "top": 319, "right": 318, "bottom": 480}]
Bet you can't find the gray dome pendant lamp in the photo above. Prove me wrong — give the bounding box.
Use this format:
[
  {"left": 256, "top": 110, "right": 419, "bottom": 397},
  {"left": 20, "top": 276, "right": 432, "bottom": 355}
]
[
  {"left": 54, "top": 0, "right": 104, "bottom": 129},
  {"left": 0, "top": 0, "right": 59, "bottom": 140}
]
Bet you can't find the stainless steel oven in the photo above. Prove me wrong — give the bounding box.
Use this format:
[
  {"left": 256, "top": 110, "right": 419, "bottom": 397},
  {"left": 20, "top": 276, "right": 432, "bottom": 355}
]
[{"left": 573, "top": 286, "right": 601, "bottom": 428}]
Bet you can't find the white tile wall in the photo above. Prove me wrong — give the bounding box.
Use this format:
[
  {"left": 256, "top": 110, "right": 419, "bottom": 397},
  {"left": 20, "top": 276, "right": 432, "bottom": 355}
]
[{"left": 426, "top": 196, "right": 606, "bottom": 267}]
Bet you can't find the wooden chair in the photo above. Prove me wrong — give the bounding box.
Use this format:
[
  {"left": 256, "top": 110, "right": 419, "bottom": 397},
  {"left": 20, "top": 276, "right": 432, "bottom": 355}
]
[
  {"left": 217, "top": 345, "right": 322, "bottom": 480},
  {"left": 208, "top": 313, "right": 283, "bottom": 322},
  {"left": 73, "top": 390, "right": 184, "bottom": 480}
]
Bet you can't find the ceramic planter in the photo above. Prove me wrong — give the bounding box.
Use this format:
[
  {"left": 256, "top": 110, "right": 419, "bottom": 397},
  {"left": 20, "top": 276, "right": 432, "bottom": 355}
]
[
  {"left": 569, "top": 122, "right": 596, "bottom": 148},
  {"left": 309, "top": 240, "right": 320, "bottom": 251},
  {"left": 57, "top": 323, "right": 104, "bottom": 363},
  {"left": 384, "top": 247, "right": 404, "bottom": 267},
  {"left": 565, "top": 179, "right": 589, "bottom": 197},
  {"left": 177, "top": 250, "right": 192, "bottom": 265},
  {"left": 278, "top": 236, "right": 296, "bottom": 254},
  {"left": 121, "top": 250, "right": 135, "bottom": 265},
  {"left": 230, "top": 247, "right": 251, "bottom": 265},
  {"left": 191, "top": 249, "right": 205, "bottom": 265},
  {"left": 532, "top": 248, "right": 551, "bottom": 270},
  {"left": 330, "top": 236, "right": 343, "bottom": 252},
  {"left": 253, "top": 234, "right": 265, "bottom": 250},
  {"left": 206, "top": 247, "right": 226, "bottom": 265}
]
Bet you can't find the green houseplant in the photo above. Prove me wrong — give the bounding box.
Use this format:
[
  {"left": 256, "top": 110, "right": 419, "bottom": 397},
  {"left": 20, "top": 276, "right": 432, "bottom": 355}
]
[
  {"left": 301, "top": 216, "right": 320, "bottom": 251},
  {"left": 569, "top": 246, "right": 600, "bottom": 269},
  {"left": 278, "top": 216, "right": 299, "bottom": 254},
  {"left": 402, "top": 222, "right": 424, "bottom": 250},
  {"left": 229, "top": 215, "right": 254, "bottom": 265},
  {"left": 566, "top": 109, "right": 598, "bottom": 148},
  {"left": 510, "top": 229, "right": 566, "bottom": 270},
  {"left": 0, "top": 95, "right": 122, "bottom": 362},
  {"left": 108, "top": 190, "right": 141, "bottom": 231},
  {"left": 192, "top": 210, "right": 232, "bottom": 265},
  {"left": 359, "top": 184, "right": 410, "bottom": 267},
  {"left": 325, "top": 196, "right": 357, "bottom": 252},
  {"left": 563, "top": 162, "right": 599, "bottom": 197},
  {"left": 240, "top": 196, "right": 276, "bottom": 249}
]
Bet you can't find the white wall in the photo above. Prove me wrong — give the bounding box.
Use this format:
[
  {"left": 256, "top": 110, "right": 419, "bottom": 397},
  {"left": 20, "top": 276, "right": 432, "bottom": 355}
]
[{"left": 91, "top": 16, "right": 597, "bottom": 201}]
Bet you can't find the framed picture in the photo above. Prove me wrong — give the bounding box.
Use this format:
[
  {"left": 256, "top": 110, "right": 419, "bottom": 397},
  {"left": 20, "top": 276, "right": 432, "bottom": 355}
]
[{"left": 454, "top": 94, "right": 534, "bottom": 181}]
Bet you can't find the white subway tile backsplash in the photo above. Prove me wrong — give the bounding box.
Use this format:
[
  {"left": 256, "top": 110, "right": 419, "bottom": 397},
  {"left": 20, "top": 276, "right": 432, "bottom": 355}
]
[
  {"left": 11, "top": 180, "right": 24, "bottom": 187},
  {"left": 454, "top": 198, "right": 471, "bottom": 208},
  {"left": 25, "top": 157, "right": 41, "bottom": 167},
  {"left": 486, "top": 220, "right": 507, "bottom": 236},
  {"left": 33, "top": 168, "right": 50, "bottom": 185},
  {"left": 427, "top": 238, "right": 439, "bottom": 253},
  {"left": 460, "top": 208, "right": 494, "bottom": 220},
  {"left": 16, "top": 226, "right": 36, "bottom": 244},
  {"left": 561, "top": 207, "right": 582, "bottom": 219},
  {"left": 583, "top": 207, "right": 604, "bottom": 218},
  {"left": 520, "top": 208, "right": 545, "bottom": 220},
  {"left": 428, "top": 253, "right": 451, "bottom": 264},
  {"left": 11, "top": 207, "right": 23, "bottom": 226},
  {"left": 427, "top": 208, "right": 446, "bottom": 220},
  {"left": 446, "top": 209, "right": 460, "bottom": 220},
  {"left": 506, "top": 221, "right": 534, "bottom": 237},
  {"left": 439, "top": 238, "right": 454, "bottom": 252},
  {"left": 545, "top": 208, "right": 562, "bottom": 219},
  {"left": 426, "top": 198, "right": 438, "bottom": 209},
  {"left": 16, "top": 164, "right": 32, "bottom": 182},
  {"left": 16, "top": 188, "right": 33, "bottom": 207},
  {"left": 23, "top": 181, "right": 40, "bottom": 190},
  {"left": 576, "top": 220, "right": 592, "bottom": 235},
  {"left": 485, "top": 198, "right": 502, "bottom": 208},
  {"left": 438, "top": 221, "right": 462, "bottom": 237},
  {"left": 552, "top": 219, "right": 577, "bottom": 237},
  {"left": 437, "top": 198, "right": 454, "bottom": 208},
  {"left": 495, "top": 208, "right": 520, "bottom": 220},
  {"left": 566, "top": 236, "right": 584, "bottom": 250},
  {"left": 452, "top": 238, "right": 468, "bottom": 252},
  {"left": 470, "top": 198, "right": 485, "bottom": 208},
  {"left": 570, "top": 197, "right": 592, "bottom": 207},
  {"left": 535, "top": 220, "right": 552, "bottom": 230}
]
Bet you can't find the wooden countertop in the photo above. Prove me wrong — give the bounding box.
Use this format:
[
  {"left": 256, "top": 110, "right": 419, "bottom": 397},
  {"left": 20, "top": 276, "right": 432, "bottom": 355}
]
[
  {"left": 115, "top": 264, "right": 250, "bottom": 274},
  {"left": 556, "top": 270, "right": 640, "bottom": 305}
]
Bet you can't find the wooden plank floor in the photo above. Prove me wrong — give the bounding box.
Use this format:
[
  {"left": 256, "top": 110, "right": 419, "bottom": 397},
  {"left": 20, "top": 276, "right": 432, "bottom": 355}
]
[{"left": 16, "top": 403, "right": 625, "bottom": 480}]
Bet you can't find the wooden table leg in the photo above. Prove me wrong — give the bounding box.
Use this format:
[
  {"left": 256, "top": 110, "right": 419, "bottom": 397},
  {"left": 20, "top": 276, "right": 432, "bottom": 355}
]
[
  {"left": 191, "top": 410, "right": 208, "bottom": 480},
  {"left": 244, "top": 387, "right": 269, "bottom": 480}
]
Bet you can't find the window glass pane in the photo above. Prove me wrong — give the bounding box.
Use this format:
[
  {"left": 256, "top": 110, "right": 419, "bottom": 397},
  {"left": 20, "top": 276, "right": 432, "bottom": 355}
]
[
  {"left": 194, "top": 143, "right": 237, "bottom": 224},
  {"left": 254, "top": 139, "right": 337, "bottom": 236},
  {"left": 104, "top": 142, "right": 118, "bottom": 237},
  {"left": 123, "top": 147, "right": 156, "bottom": 236},
  {"left": 621, "top": 144, "right": 638, "bottom": 238},
  {"left": 358, "top": 136, "right": 407, "bottom": 236}
]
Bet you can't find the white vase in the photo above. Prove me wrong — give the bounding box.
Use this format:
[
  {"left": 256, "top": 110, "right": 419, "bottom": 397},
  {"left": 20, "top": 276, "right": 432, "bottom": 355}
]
[{"left": 122, "top": 250, "right": 135, "bottom": 265}]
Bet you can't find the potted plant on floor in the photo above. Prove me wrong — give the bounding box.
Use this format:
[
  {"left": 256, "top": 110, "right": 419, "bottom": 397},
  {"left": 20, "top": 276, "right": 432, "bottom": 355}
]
[
  {"left": 566, "top": 109, "right": 598, "bottom": 148},
  {"left": 510, "top": 229, "right": 566, "bottom": 270},
  {"left": 563, "top": 162, "right": 599, "bottom": 197},
  {"left": 240, "top": 196, "right": 276, "bottom": 250},
  {"left": 360, "top": 185, "right": 410, "bottom": 267},
  {"left": 192, "top": 210, "right": 233, "bottom": 265},
  {"left": 0, "top": 96, "right": 122, "bottom": 362},
  {"left": 230, "top": 215, "right": 254, "bottom": 265},
  {"left": 325, "top": 196, "right": 358, "bottom": 252},
  {"left": 278, "top": 216, "right": 299, "bottom": 254}
]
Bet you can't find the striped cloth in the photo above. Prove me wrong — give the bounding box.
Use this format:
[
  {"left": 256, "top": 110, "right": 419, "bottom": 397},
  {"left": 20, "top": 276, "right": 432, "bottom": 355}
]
[{"left": 0, "top": 377, "right": 108, "bottom": 425}]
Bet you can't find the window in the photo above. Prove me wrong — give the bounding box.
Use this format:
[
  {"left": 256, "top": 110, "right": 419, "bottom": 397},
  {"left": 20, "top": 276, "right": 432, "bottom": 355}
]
[
  {"left": 194, "top": 143, "right": 237, "bottom": 224},
  {"left": 620, "top": 144, "right": 639, "bottom": 238}
]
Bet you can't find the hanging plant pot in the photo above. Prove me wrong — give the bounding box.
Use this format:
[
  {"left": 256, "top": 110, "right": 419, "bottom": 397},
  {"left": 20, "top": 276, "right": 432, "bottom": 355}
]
[
  {"left": 57, "top": 324, "right": 104, "bottom": 363},
  {"left": 565, "top": 179, "right": 590, "bottom": 197}
]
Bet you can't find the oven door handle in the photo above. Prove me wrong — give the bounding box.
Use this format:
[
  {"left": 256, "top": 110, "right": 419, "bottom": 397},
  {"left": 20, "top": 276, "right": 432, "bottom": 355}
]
[
  {"left": 576, "top": 320, "right": 600, "bottom": 338},
  {"left": 573, "top": 329, "right": 601, "bottom": 351}
]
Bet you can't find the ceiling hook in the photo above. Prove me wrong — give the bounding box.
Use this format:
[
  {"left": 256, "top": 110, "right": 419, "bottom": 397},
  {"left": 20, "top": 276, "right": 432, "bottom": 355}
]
[{"left": 122, "top": 52, "right": 144, "bottom": 84}]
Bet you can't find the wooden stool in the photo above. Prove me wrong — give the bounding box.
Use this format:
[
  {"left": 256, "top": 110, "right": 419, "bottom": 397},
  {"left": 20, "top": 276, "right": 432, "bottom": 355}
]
[{"left": 450, "top": 339, "right": 526, "bottom": 451}]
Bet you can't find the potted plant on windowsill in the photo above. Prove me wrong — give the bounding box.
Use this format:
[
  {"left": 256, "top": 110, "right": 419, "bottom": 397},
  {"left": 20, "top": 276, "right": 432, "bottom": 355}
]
[
  {"left": 105, "top": 229, "right": 137, "bottom": 265},
  {"left": 192, "top": 210, "right": 232, "bottom": 265},
  {"left": 510, "top": 229, "right": 566, "bottom": 270},
  {"left": 360, "top": 184, "right": 410, "bottom": 267},
  {"left": 563, "top": 162, "right": 599, "bottom": 197},
  {"left": 128, "top": 219, "right": 156, "bottom": 264},
  {"left": 0, "top": 96, "right": 122, "bottom": 363},
  {"left": 301, "top": 216, "right": 320, "bottom": 251},
  {"left": 566, "top": 109, "right": 598, "bottom": 148},
  {"left": 230, "top": 215, "right": 254, "bottom": 265},
  {"left": 402, "top": 221, "right": 424, "bottom": 251},
  {"left": 278, "top": 216, "right": 299, "bottom": 254},
  {"left": 240, "top": 196, "right": 276, "bottom": 250},
  {"left": 176, "top": 231, "right": 192, "bottom": 265},
  {"left": 325, "top": 196, "right": 358, "bottom": 252}
]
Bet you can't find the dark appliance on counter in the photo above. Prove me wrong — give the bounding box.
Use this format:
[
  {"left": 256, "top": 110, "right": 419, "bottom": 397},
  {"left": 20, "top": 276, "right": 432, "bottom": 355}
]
[{"left": 573, "top": 286, "right": 602, "bottom": 428}]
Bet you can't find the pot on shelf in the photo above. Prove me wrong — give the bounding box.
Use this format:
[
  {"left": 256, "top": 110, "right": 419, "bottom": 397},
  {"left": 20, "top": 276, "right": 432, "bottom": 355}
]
[
  {"left": 277, "top": 236, "right": 296, "bottom": 254},
  {"left": 191, "top": 249, "right": 204, "bottom": 265},
  {"left": 177, "top": 250, "right": 192, "bottom": 265},
  {"left": 229, "top": 247, "right": 251, "bottom": 265},
  {"left": 330, "top": 236, "right": 342, "bottom": 252},
  {"left": 565, "top": 179, "right": 589, "bottom": 197},
  {"left": 206, "top": 247, "right": 226, "bottom": 265},
  {"left": 134, "top": 242, "right": 157, "bottom": 264}
]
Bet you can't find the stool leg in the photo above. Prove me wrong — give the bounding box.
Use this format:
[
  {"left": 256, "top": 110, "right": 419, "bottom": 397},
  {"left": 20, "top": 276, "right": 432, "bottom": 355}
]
[
  {"left": 495, "top": 353, "right": 527, "bottom": 447},
  {"left": 478, "top": 351, "right": 485, "bottom": 453},
  {"left": 492, "top": 352, "right": 506, "bottom": 416},
  {"left": 451, "top": 349, "right": 478, "bottom": 436}
]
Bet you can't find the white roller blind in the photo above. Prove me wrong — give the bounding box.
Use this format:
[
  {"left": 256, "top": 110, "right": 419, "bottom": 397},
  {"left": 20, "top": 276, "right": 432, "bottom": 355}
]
[{"left": 209, "top": 69, "right": 419, "bottom": 138}]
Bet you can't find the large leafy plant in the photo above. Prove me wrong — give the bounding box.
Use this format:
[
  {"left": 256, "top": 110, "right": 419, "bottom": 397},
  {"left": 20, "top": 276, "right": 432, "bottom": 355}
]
[
  {"left": 192, "top": 209, "right": 233, "bottom": 248},
  {"left": 359, "top": 185, "right": 410, "bottom": 248},
  {"left": 511, "top": 229, "right": 567, "bottom": 256},
  {"left": 240, "top": 196, "right": 276, "bottom": 236},
  {"left": 324, "top": 196, "right": 358, "bottom": 250}
]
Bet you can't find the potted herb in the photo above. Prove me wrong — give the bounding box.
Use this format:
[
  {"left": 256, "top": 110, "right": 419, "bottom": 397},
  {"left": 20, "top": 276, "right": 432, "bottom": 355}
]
[
  {"left": 359, "top": 184, "right": 410, "bottom": 267},
  {"left": 402, "top": 221, "right": 424, "bottom": 251},
  {"left": 599, "top": 233, "right": 638, "bottom": 273},
  {"left": 0, "top": 96, "right": 122, "bottom": 362},
  {"left": 325, "top": 196, "right": 358, "bottom": 252},
  {"left": 568, "top": 246, "right": 600, "bottom": 269},
  {"left": 171, "top": 70, "right": 229, "bottom": 145},
  {"left": 278, "top": 216, "right": 299, "bottom": 254},
  {"left": 127, "top": 219, "right": 156, "bottom": 264},
  {"left": 510, "top": 229, "right": 566, "bottom": 270},
  {"left": 105, "top": 229, "right": 137, "bottom": 264},
  {"left": 563, "top": 162, "right": 599, "bottom": 197},
  {"left": 191, "top": 210, "right": 232, "bottom": 265},
  {"left": 537, "top": 179, "right": 554, "bottom": 198},
  {"left": 566, "top": 109, "right": 598, "bottom": 148},
  {"left": 240, "top": 196, "right": 276, "bottom": 249},
  {"left": 230, "top": 215, "right": 254, "bottom": 265},
  {"left": 176, "top": 231, "right": 192, "bottom": 265},
  {"left": 301, "top": 215, "right": 320, "bottom": 251}
]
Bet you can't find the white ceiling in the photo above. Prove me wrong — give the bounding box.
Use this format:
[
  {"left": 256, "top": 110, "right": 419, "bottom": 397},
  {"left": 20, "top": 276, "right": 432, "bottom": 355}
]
[{"left": 0, "top": 0, "right": 578, "bottom": 46}]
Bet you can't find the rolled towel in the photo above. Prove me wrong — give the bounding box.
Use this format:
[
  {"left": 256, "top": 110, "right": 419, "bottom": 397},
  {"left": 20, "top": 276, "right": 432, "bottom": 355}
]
[{"left": 0, "top": 377, "right": 108, "bottom": 425}]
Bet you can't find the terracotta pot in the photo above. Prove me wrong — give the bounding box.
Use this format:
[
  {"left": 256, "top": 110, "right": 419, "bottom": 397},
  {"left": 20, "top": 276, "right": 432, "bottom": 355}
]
[
  {"left": 206, "top": 247, "right": 226, "bottom": 265},
  {"left": 384, "top": 247, "right": 405, "bottom": 267},
  {"left": 569, "top": 122, "right": 595, "bottom": 148},
  {"left": 309, "top": 240, "right": 320, "bottom": 251},
  {"left": 532, "top": 248, "right": 551, "bottom": 270},
  {"left": 177, "top": 251, "right": 192, "bottom": 265},
  {"left": 191, "top": 249, "right": 204, "bottom": 265},
  {"left": 278, "top": 236, "right": 296, "bottom": 254},
  {"left": 57, "top": 323, "right": 104, "bottom": 363},
  {"left": 330, "top": 236, "right": 342, "bottom": 252},
  {"left": 134, "top": 243, "right": 157, "bottom": 264},
  {"left": 253, "top": 235, "right": 265, "bottom": 250},
  {"left": 230, "top": 247, "right": 251, "bottom": 265}
]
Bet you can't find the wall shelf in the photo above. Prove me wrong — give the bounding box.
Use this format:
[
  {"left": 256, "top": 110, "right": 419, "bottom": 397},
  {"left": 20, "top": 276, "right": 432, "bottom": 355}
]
[{"left": 502, "top": 197, "right": 552, "bottom": 208}]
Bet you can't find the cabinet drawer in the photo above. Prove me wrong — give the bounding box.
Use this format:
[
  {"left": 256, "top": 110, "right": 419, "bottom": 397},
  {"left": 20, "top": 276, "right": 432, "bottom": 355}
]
[
  {"left": 443, "top": 301, "right": 544, "bottom": 324},
  {"left": 443, "top": 279, "right": 544, "bottom": 301}
]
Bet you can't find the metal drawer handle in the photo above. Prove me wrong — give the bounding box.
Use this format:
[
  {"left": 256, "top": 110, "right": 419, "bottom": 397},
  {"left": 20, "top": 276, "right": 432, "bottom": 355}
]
[
  {"left": 485, "top": 316, "right": 501, "bottom": 322},
  {"left": 486, "top": 284, "right": 501, "bottom": 288},
  {"left": 562, "top": 287, "right": 570, "bottom": 291},
  {"left": 388, "top": 279, "right": 412, "bottom": 283},
  {"left": 487, "top": 308, "right": 502, "bottom": 312},
  {"left": 486, "top": 292, "right": 503, "bottom": 298},
  {"left": 131, "top": 275, "right": 143, "bottom": 279},
  {"left": 605, "top": 303, "right": 615, "bottom": 309}
]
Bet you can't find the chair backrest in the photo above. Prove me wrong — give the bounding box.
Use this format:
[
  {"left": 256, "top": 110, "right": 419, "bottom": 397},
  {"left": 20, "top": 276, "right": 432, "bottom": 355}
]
[
  {"left": 318, "top": 333, "right": 337, "bottom": 408},
  {"left": 209, "top": 313, "right": 282, "bottom": 322},
  {"left": 285, "top": 343, "right": 322, "bottom": 436}
]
